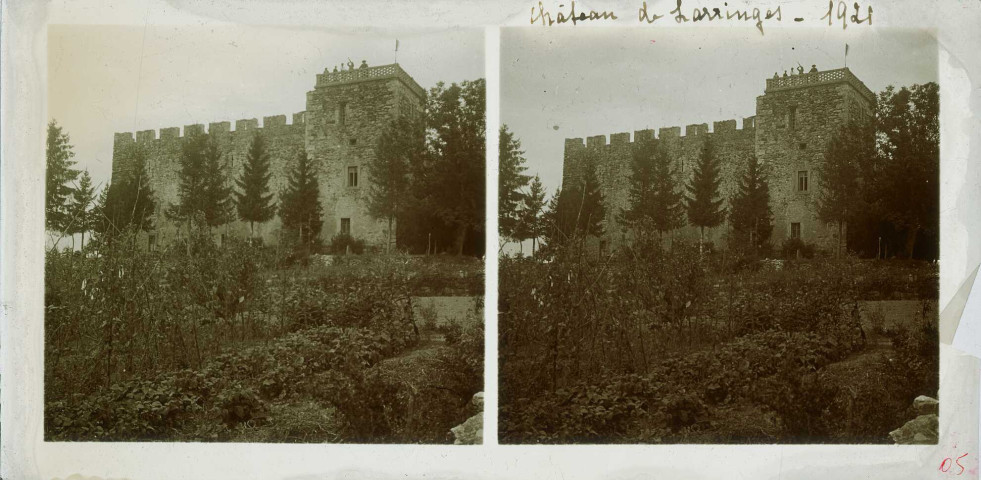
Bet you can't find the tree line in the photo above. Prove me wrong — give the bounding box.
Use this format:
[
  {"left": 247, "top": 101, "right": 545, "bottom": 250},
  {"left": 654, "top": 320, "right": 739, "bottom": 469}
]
[
  {"left": 500, "top": 82, "right": 939, "bottom": 260},
  {"left": 45, "top": 78, "right": 487, "bottom": 256}
]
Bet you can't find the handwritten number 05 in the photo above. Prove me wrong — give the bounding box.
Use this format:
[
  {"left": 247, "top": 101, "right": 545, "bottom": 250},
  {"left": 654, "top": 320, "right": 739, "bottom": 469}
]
[{"left": 939, "top": 453, "right": 969, "bottom": 475}]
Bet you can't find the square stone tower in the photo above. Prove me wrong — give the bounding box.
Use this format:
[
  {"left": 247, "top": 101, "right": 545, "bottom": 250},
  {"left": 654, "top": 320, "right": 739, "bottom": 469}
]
[
  {"left": 755, "top": 67, "right": 875, "bottom": 250},
  {"left": 304, "top": 63, "right": 426, "bottom": 248}
]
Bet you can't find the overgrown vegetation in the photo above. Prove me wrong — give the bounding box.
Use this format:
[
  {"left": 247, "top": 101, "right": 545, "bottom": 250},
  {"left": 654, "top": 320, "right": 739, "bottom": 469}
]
[
  {"left": 500, "top": 243, "right": 938, "bottom": 443},
  {"left": 45, "top": 230, "right": 483, "bottom": 442}
]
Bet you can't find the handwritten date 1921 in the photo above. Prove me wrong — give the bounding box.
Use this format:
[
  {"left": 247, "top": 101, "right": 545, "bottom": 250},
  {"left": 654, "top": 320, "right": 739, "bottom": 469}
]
[{"left": 822, "top": 1, "right": 872, "bottom": 29}]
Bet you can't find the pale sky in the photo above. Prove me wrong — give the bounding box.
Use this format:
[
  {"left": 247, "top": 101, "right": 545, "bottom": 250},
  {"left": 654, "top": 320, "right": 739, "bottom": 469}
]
[
  {"left": 48, "top": 25, "right": 485, "bottom": 190},
  {"left": 501, "top": 27, "right": 939, "bottom": 195}
]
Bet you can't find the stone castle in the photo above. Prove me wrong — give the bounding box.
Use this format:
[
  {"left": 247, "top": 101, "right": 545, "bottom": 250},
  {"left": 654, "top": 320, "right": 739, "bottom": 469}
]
[
  {"left": 561, "top": 66, "right": 876, "bottom": 251},
  {"left": 111, "top": 62, "right": 425, "bottom": 248}
]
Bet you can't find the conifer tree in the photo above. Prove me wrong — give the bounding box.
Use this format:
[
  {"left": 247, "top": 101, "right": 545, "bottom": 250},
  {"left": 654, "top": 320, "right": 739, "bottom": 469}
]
[
  {"left": 66, "top": 170, "right": 97, "bottom": 249},
  {"left": 649, "top": 145, "right": 685, "bottom": 240},
  {"left": 518, "top": 175, "right": 547, "bottom": 255},
  {"left": 46, "top": 120, "right": 80, "bottom": 233},
  {"left": 202, "top": 138, "right": 233, "bottom": 229},
  {"left": 99, "top": 144, "right": 156, "bottom": 238},
  {"left": 729, "top": 154, "right": 772, "bottom": 250},
  {"left": 235, "top": 132, "right": 277, "bottom": 239},
  {"left": 619, "top": 138, "right": 658, "bottom": 242},
  {"left": 279, "top": 149, "right": 323, "bottom": 245},
  {"left": 499, "top": 125, "right": 531, "bottom": 243},
  {"left": 685, "top": 140, "right": 725, "bottom": 247},
  {"left": 169, "top": 134, "right": 231, "bottom": 234}
]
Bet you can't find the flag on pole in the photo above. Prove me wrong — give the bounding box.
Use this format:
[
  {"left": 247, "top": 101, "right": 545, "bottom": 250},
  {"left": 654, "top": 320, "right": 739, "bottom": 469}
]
[
  {"left": 395, "top": 39, "right": 399, "bottom": 52},
  {"left": 845, "top": 43, "right": 849, "bottom": 67}
]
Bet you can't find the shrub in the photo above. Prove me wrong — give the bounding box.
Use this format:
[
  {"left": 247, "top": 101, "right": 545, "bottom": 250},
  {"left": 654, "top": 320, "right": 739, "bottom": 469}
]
[
  {"left": 780, "top": 237, "right": 815, "bottom": 259},
  {"left": 329, "top": 233, "right": 365, "bottom": 255}
]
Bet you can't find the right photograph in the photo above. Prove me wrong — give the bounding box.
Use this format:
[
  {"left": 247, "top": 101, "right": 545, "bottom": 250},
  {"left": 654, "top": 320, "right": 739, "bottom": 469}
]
[{"left": 498, "top": 28, "right": 940, "bottom": 444}]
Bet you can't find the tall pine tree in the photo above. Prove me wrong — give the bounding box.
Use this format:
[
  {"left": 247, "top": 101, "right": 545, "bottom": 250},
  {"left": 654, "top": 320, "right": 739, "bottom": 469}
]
[
  {"left": 66, "top": 170, "right": 97, "bottom": 249},
  {"left": 729, "top": 154, "right": 772, "bottom": 250},
  {"left": 649, "top": 145, "right": 685, "bottom": 240},
  {"left": 619, "top": 138, "right": 659, "bottom": 242},
  {"left": 202, "top": 138, "right": 233, "bottom": 230},
  {"left": 46, "top": 120, "right": 80, "bottom": 234},
  {"left": 235, "top": 132, "right": 277, "bottom": 239},
  {"left": 499, "top": 125, "right": 531, "bottom": 243},
  {"left": 685, "top": 139, "right": 725, "bottom": 247},
  {"left": 279, "top": 149, "right": 323, "bottom": 245},
  {"left": 517, "top": 174, "right": 547, "bottom": 255}
]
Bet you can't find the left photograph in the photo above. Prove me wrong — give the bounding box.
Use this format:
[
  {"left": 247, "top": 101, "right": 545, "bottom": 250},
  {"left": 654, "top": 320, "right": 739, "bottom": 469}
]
[{"left": 44, "top": 25, "right": 485, "bottom": 443}]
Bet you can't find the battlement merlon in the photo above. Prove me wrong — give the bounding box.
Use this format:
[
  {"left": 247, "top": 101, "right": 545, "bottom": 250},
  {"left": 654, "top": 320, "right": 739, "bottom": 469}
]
[
  {"left": 765, "top": 67, "right": 875, "bottom": 104},
  {"left": 564, "top": 119, "right": 756, "bottom": 151},
  {"left": 315, "top": 63, "right": 426, "bottom": 101}
]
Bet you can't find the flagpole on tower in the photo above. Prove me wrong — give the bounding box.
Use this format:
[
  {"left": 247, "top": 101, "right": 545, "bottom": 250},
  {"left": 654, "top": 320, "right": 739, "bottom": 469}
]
[
  {"left": 395, "top": 39, "right": 399, "bottom": 65},
  {"left": 845, "top": 43, "right": 849, "bottom": 68}
]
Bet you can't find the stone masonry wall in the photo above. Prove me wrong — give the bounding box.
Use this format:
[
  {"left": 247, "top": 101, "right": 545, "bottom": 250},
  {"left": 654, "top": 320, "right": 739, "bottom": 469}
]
[
  {"left": 304, "top": 70, "right": 425, "bottom": 248},
  {"left": 562, "top": 67, "right": 875, "bottom": 254},
  {"left": 562, "top": 118, "right": 757, "bottom": 250},
  {"left": 112, "top": 114, "right": 306, "bottom": 247},
  {"left": 111, "top": 63, "right": 426, "bottom": 250}
]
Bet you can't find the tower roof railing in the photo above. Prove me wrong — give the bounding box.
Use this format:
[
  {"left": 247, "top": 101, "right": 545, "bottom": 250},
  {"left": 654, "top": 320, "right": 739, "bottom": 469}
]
[
  {"left": 765, "top": 67, "right": 875, "bottom": 103},
  {"left": 316, "top": 63, "right": 426, "bottom": 100}
]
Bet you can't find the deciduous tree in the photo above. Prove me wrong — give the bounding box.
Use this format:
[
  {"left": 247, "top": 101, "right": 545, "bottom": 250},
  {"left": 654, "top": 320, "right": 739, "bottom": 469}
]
[{"left": 369, "top": 114, "right": 424, "bottom": 252}]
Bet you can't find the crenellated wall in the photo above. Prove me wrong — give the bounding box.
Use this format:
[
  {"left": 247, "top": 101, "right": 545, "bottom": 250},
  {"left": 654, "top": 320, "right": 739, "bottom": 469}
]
[
  {"left": 561, "top": 66, "right": 876, "bottom": 253},
  {"left": 112, "top": 113, "right": 307, "bottom": 246},
  {"left": 563, "top": 117, "right": 757, "bottom": 249}
]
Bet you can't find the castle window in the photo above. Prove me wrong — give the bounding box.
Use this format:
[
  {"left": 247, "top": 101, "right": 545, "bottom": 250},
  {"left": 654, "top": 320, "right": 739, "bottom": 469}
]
[
  {"left": 791, "top": 223, "right": 801, "bottom": 239},
  {"left": 348, "top": 166, "right": 359, "bottom": 187},
  {"left": 797, "top": 170, "right": 809, "bottom": 192},
  {"left": 336, "top": 102, "right": 348, "bottom": 125},
  {"left": 340, "top": 218, "right": 351, "bottom": 235},
  {"left": 148, "top": 234, "right": 156, "bottom": 252},
  {"left": 788, "top": 106, "right": 797, "bottom": 130},
  {"left": 799, "top": 142, "right": 807, "bottom": 150},
  {"left": 349, "top": 138, "right": 357, "bottom": 146}
]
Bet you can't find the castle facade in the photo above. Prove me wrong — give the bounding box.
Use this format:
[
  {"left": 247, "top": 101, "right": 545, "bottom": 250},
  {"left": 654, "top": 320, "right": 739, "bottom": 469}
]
[
  {"left": 561, "top": 66, "right": 876, "bottom": 252},
  {"left": 111, "top": 63, "right": 425, "bottom": 248}
]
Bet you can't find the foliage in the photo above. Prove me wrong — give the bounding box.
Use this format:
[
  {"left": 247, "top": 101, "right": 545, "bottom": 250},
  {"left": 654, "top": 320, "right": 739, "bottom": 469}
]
[
  {"left": 649, "top": 143, "right": 685, "bottom": 238},
  {"left": 46, "top": 120, "right": 80, "bottom": 233},
  {"left": 66, "top": 170, "right": 97, "bottom": 247},
  {"left": 410, "top": 79, "right": 486, "bottom": 255},
  {"left": 685, "top": 140, "right": 725, "bottom": 241},
  {"left": 618, "top": 138, "right": 659, "bottom": 239},
  {"left": 500, "top": 247, "right": 936, "bottom": 443},
  {"left": 279, "top": 149, "right": 324, "bottom": 245},
  {"left": 728, "top": 154, "right": 772, "bottom": 251},
  {"left": 499, "top": 124, "right": 531, "bottom": 242},
  {"left": 234, "top": 132, "right": 277, "bottom": 237},
  {"left": 518, "top": 175, "right": 548, "bottom": 254},
  {"left": 780, "top": 237, "right": 816, "bottom": 259},
  {"left": 96, "top": 144, "right": 156, "bottom": 238},
  {"left": 369, "top": 114, "right": 425, "bottom": 251},
  {"left": 168, "top": 133, "right": 232, "bottom": 230},
  {"left": 818, "top": 121, "right": 874, "bottom": 256},
  {"left": 874, "top": 83, "right": 940, "bottom": 259},
  {"left": 329, "top": 233, "right": 366, "bottom": 255}
]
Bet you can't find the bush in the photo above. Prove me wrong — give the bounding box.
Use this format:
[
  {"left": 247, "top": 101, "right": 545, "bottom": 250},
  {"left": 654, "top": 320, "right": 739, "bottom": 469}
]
[
  {"left": 780, "top": 237, "right": 815, "bottom": 259},
  {"left": 329, "top": 233, "right": 365, "bottom": 255}
]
